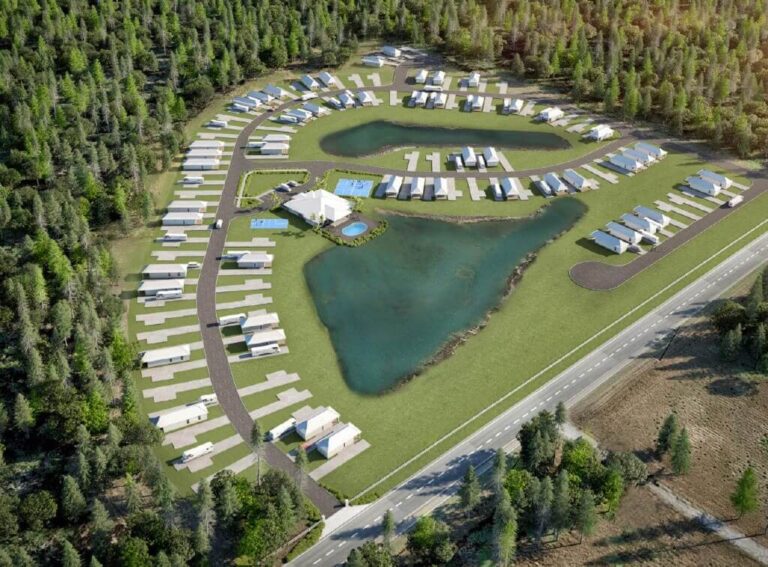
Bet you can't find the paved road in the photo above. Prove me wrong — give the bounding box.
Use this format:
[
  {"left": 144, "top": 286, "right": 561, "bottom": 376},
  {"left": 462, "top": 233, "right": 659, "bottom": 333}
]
[{"left": 290, "top": 230, "right": 768, "bottom": 565}]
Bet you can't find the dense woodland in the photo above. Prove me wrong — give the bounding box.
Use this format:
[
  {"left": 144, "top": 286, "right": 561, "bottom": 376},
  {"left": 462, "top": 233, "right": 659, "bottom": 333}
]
[{"left": 0, "top": 0, "right": 766, "bottom": 564}]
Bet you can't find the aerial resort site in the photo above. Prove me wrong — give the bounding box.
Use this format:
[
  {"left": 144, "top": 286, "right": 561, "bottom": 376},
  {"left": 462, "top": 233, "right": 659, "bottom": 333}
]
[{"left": 5, "top": 2, "right": 768, "bottom": 565}]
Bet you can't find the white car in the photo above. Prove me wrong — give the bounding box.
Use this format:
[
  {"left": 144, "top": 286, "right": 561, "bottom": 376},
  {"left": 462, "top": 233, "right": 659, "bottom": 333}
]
[
  {"left": 215, "top": 219, "right": 223, "bottom": 229},
  {"left": 187, "top": 262, "right": 201, "bottom": 269}
]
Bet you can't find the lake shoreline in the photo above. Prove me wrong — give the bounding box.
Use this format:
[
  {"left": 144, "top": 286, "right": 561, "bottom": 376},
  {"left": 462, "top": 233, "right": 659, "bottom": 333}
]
[{"left": 376, "top": 202, "right": 551, "bottom": 224}]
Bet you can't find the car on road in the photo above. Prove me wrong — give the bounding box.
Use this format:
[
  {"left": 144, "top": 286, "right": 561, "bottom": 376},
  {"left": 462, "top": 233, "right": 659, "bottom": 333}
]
[
  {"left": 187, "top": 262, "right": 201, "bottom": 269},
  {"left": 215, "top": 219, "right": 223, "bottom": 229}
]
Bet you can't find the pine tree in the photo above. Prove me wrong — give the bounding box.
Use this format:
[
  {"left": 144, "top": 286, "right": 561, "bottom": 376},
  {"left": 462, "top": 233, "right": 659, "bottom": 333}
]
[
  {"left": 61, "top": 539, "right": 81, "bottom": 567},
  {"left": 656, "top": 413, "right": 679, "bottom": 455},
  {"left": 493, "top": 490, "right": 517, "bottom": 566},
  {"left": 61, "top": 475, "right": 87, "bottom": 522},
  {"left": 458, "top": 465, "right": 480, "bottom": 516},
  {"left": 551, "top": 470, "right": 571, "bottom": 538},
  {"left": 555, "top": 401, "right": 567, "bottom": 426},
  {"left": 382, "top": 509, "right": 395, "bottom": 551},
  {"left": 671, "top": 427, "right": 692, "bottom": 475},
  {"left": 730, "top": 467, "right": 759, "bottom": 518},
  {"left": 574, "top": 489, "right": 597, "bottom": 544},
  {"left": 13, "top": 393, "right": 34, "bottom": 437},
  {"left": 721, "top": 328, "right": 740, "bottom": 361},
  {"left": 251, "top": 420, "right": 264, "bottom": 486}
]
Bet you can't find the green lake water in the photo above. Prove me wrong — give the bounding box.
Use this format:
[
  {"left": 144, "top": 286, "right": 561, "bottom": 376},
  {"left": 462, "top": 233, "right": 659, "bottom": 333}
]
[
  {"left": 304, "top": 198, "right": 586, "bottom": 394},
  {"left": 319, "top": 120, "right": 571, "bottom": 157}
]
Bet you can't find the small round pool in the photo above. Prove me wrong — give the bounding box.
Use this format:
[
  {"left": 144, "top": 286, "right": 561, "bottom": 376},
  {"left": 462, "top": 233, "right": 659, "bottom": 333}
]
[{"left": 341, "top": 222, "right": 368, "bottom": 237}]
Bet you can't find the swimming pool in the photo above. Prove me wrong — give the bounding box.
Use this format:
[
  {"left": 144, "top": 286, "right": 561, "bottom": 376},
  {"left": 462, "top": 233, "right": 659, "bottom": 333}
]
[{"left": 341, "top": 222, "right": 368, "bottom": 237}]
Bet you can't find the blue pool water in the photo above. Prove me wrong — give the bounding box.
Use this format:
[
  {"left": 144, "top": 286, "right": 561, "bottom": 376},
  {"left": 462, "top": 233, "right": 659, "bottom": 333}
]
[
  {"left": 341, "top": 222, "right": 368, "bottom": 237},
  {"left": 335, "top": 178, "right": 374, "bottom": 197},
  {"left": 251, "top": 218, "right": 289, "bottom": 229}
]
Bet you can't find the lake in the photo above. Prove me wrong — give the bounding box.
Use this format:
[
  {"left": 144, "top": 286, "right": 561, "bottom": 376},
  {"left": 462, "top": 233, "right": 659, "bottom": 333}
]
[
  {"left": 304, "top": 198, "right": 586, "bottom": 394},
  {"left": 319, "top": 120, "right": 571, "bottom": 157}
]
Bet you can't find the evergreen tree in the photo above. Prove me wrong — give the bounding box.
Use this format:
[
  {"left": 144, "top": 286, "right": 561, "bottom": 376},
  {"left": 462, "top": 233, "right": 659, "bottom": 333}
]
[
  {"left": 61, "top": 475, "right": 87, "bottom": 522},
  {"left": 382, "top": 509, "right": 395, "bottom": 551},
  {"left": 61, "top": 539, "right": 82, "bottom": 567},
  {"left": 656, "top": 413, "right": 679, "bottom": 455},
  {"left": 671, "top": 427, "right": 692, "bottom": 475},
  {"left": 573, "top": 489, "right": 597, "bottom": 544},
  {"left": 555, "top": 401, "right": 567, "bottom": 426},
  {"left": 730, "top": 467, "right": 759, "bottom": 518},
  {"left": 551, "top": 470, "right": 571, "bottom": 538},
  {"left": 251, "top": 420, "right": 264, "bottom": 486},
  {"left": 458, "top": 465, "right": 480, "bottom": 516}
]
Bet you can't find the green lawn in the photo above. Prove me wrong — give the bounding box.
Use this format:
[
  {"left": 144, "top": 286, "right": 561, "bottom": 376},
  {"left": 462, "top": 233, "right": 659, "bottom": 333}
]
[
  {"left": 285, "top": 101, "right": 610, "bottom": 172},
  {"left": 239, "top": 170, "right": 309, "bottom": 207},
  {"left": 218, "top": 149, "right": 765, "bottom": 501}
]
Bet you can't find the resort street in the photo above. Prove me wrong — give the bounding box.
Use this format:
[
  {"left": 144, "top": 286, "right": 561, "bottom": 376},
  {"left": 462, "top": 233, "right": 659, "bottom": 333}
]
[{"left": 289, "top": 227, "right": 768, "bottom": 565}]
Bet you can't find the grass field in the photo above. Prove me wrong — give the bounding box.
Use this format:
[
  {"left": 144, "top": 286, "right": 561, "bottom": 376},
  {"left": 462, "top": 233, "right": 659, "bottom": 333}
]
[
  {"left": 240, "top": 170, "right": 309, "bottom": 206},
  {"left": 286, "top": 101, "right": 610, "bottom": 172},
  {"left": 217, "top": 149, "right": 765, "bottom": 500}
]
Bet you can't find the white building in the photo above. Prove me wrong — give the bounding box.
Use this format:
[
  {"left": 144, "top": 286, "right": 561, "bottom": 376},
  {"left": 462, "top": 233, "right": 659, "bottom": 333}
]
[
  {"left": 183, "top": 158, "right": 220, "bottom": 171},
  {"left": 468, "top": 94, "right": 484, "bottom": 111},
  {"left": 621, "top": 213, "right": 657, "bottom": 234},
  {"left": 245, "top": 328, "right": 286, "bottom": 350},
  {"left": 562, "top": 168, "right": 595, "bottom": 191},
  {"left": 585, "top": 124, "right": 615, "bottom": 141},
  {"left": 623, "top": 148, "right": 655, "bottom": 165},
  {"left": 283, "top": 189, "right": 352, "bottom": 226},
  {"left": 411, "top": 90, "right": 428, "bottom": 107},
  {"left": 327, "top": 97, "right": 343, "bottom": 109},
  {"left": 686, "top": 176, "right": 721, "bottom": 197},
  {"left": 286, "top": 108, "right": 313, "bottom": 122},
  {"left": 383, "top": 176, "right": 403, "bottom": 198},
  {"left": 500, "top": 177, "right": 520, "bottom": 200},
  {"left": 295, "top": 406, "right": 340, "bottom": 440},
  {"left": 233, "top": 96, "right": 260, "bottom": 109},
  {"left": 236, "top": 252, "right": 274, "bottom": 269},
  {"left": 543, "top": 172, "right": 567, "bottom": 194},
  {"left": 260, "top": 142, "right": 289, "bottom": 155},
  {"left": 410, "top": 177, "right": 425, "bottom": 199},
  {"left": 592, "top": 230, "right": 628, "bottom": 254},
  {"left": 433, "top": 93, "right": 447, "bottom": 107},
  {"left": 467, "top": 71, "right": 481, "bottom": 87},
  {"left": 277, "top": 114, "right": 299, "bottom": 125},
  {"left": 152, "top": 403, "right": 208, "bottom": 433},
  {"left": 415, "top": 69, "right": 428, "bottom": 84},
  {"left": 263, "top": 84, "right": 288, "bottom": 99},
  {"left": 248, "top": 91, "right": 272, "bottom": 104},
  {"left": 142, "top": 264, "right": 188, "bottom": 279},
  {"left": 141, "top": 344, "right": 191, "bottom": 368},
  {"left": 434, "top": 177, "right": 449, "bottom": 200},
  {"left": 316, "top": 423, "right": 362, "bottom": 459},
  {"left": 167, "top": 200, "right": 207, "bottom": 213},
  {"left": 303, "top": 102, "right": 330, "bottom": 116},
  {"left": 483, "top": 147, "right": 499, "bottom": 167},
  {"left": 267, "top": 418, "right": 296, "bottom": 441},
  {"left": 189, "top": 140, "right": 224, "bottom": 150},
  {"left": 339, "top": 90, "right": 356, "bottom": 108},
  {"left": 357, "top": 91, "right": 374, "bottom": 106},
  {"left": 263, "top": 134, "right": 292, "bottom": 143},
  {"left": 461, "top": 146, "right": 477, "bottom": 167},
  {"left": 490, "top": 181, "right": 504, "bottom": 201},
  {"left": 535, "top": 178, "right": 553, "bottom": 197},
  {"left": 186, "top": 148, "right": 223, "bottom": 159},
  {"left": 318, "top": 71, "right": 338, "bottom": 88},
  {"left": 609, "top": 154, "right": 643, "bottom": 173},
  {"left": 382, "top": 46, "right": 401, "bottom": 58},
  {"left": 209, "top": 119, "right": 228, "bottom": 128},
  {"left": 606, "top": 221, "right": 642, "bottom": 245},
  {"left": 240, "top": 313, "right": 280, "bottom": 334},
  {"left": 431, "top": 70, "right": 446, "bottom": 85},
  {"left": 300, "top": 74, "right": 319, "bottom": 90},
  {"left": 510, "top": 98, "right": 524, "bottom": 113},
  {"left": 138, "top": 279, "right": 184, "bottom": 297},
  {"left": 162, "top": 212, "right": 204, "bottom": 226},
  {"left": 362, "top": 55, "right": 385, "bottom": 67},
  {"left": 698, "top": 169, "right": 733, "bottom": 189},
  {"left": 634, "top": 206, "right": 670, "bottom": 228},
  {"left": 538, "top": 107, "right": 564, "bottom": 122},
  {"left": 634, "top": 142, "right": 667, "bottom": 159}
]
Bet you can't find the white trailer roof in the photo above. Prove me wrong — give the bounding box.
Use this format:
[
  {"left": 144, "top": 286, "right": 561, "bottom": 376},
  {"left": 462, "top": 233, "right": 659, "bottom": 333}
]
[
  {"left": 262, "top": 134, "right": 291, "bottom": 142},
  {"left": 698, "top": 169, "right": 731, "bottom": 188},
  {"left": 189, "top": 140, "right": 224, "bottom": 149},
  {"left": 317, "top": 422, "right": 361, "bottom": 457},
  {"left": 634, "top": 206, "right": 670, "bottom": 227},
  {"left": 241, "top": 313, "right": 280, "bottom": 330},
  {"left": 142, "top": 344, "right": 191, "bottom": 365},
  {"left": 295, "top": 406, "right": 340, "bottom": 439},
  {"left": 142, "top": 264, "right": 188, "bottom": 276},
  {"left": 245, "top": 328, "right": 286, "bottom": 347},
  {"left": 592, "top": 230, "right": 628, "bottom": 254},
  {"left": 237, "top": 252, "right": 274, "bottom": 265},
  {"left": 168, "top": 200, "right": 207, "bottom": 211},
  {"left": 138, "top": 279, "right": 185, "bottom": 293},
  {"left": 163, "top": 212, "right": 204, "bottom": 223},
  {"left": 154, "top": 403, "right": 207, "bottom": 429}
]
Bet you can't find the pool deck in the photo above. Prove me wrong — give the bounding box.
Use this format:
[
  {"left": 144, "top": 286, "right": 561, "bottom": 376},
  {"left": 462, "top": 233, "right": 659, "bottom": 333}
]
[{"left": 328, "top": 213, "right": 380, "bottom": 242}]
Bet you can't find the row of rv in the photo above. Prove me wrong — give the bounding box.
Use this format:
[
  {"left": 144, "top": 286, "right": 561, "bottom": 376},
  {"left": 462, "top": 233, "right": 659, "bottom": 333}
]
[
  {"left": 607, "top": 142, "right": 668, "bottom": 173},
  {"left": 183, "top": 139, "right": 226, "bottom": 171},
  {"left": 229, "top": 83, "right": 290, "bottom": 114},
  {"left": 326, "top": 90, "right": 375, "bottom": 110},
  {"left": 246, "top": 133, "right": 292, "bottom": 156},
  {"left": 685, "top": 169, "right": 733, "bottom": 197},
  {"left": 455, "top": 146, "right": 500, "bottom": 169},
  {"left": 219, "top": 311, "right": 285, "bottom": 358},
  {"left": 535, "top": 170, "right": 598, "bottom": 197},
  {"left": 380, "top": 176, "right": 450, "bottom": 199},
  {"left": 592, "top": 206, "right": 672, "bottom": 254},
  {"left": 268, "top": 406, "right": 362, "bottom": 459}
]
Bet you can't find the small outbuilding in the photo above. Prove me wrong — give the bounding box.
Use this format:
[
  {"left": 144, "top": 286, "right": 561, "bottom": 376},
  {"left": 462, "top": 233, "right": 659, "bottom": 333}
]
[
  {"left": 295, "top": 406, "right": 340, "bottom": 440},
  {"left": 383, "top": 176, "right": 403, "bottom": 198},
  {"left": 431, "top": 70, "right": 446, "bottom": 85},
  {"left": 585, "top": 124, "right": 615, "bottom": 141},
  {"left": 592, "top": 230, "right": 628, "bottom": 254},
  {"left": 162, "top": 212, "right": 204, "bottom": 226},
  {"left": 236, "top": 252, "right": 274, "bottom": 269},
  {"left": 357, "top": 91, "right": 374, "bottom": 106},
  {"left": 152, "top": 403, "right": 208, "bottom": 433},
  {"left": 316, "top": 423, "right": 362, "bottom": 459},
  {"left": 543, "top": 172, "right": 567, "bottom": 194},
  {"left": 410, "top": 177, "right": 425, "bottom": 199},
  {"left": 434, "top": 177, "right": 449, "bottom": 200},
  {"left": 483, "top": 147, "right": 499, "bottom": 167},
  {"left": 467, "top": 71, "right": 480, "bottom": 87},
  {"left": 415, "top": 69, "right": 428, "bottom": 84},
  {"left": 461, "top": 146, "right": 477, "bottom": 167},
  {"left": 538, "top": 107, "right": 564, "bottom": 122},
  {"left": 501, "top": 177, "right": 520, "bottom": 200},
  {"left": 300, "top": 74, "right": 319, "bottom": 90},
  {"left": 142, "top": 264, "right": 188, "bottom": 280},
  {"left": 562, "top": 169, "right": 595, "bottom": 191},
  {"left": 339, "top": 91, "right": 356, "bottom": 108},
  {"left": 141, "top": 344, "right": 191, "bottom": 368},
  {"left": 318, "top": 71, "right": 338, "bottom": 88}
]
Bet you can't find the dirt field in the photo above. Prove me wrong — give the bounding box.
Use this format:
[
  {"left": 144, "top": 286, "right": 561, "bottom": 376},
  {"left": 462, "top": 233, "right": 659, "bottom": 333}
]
[
  {"left": 571, "top": 275, "right": 768, "bottom": 563},
  {"left": 517, "top": 486, "right": 759, "bottom": 566}
]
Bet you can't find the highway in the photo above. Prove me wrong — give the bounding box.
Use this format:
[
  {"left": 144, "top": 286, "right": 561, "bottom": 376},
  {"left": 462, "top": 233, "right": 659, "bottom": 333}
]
[{"left": 290, "top": 227, "right": 768, "bottom": 566}]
